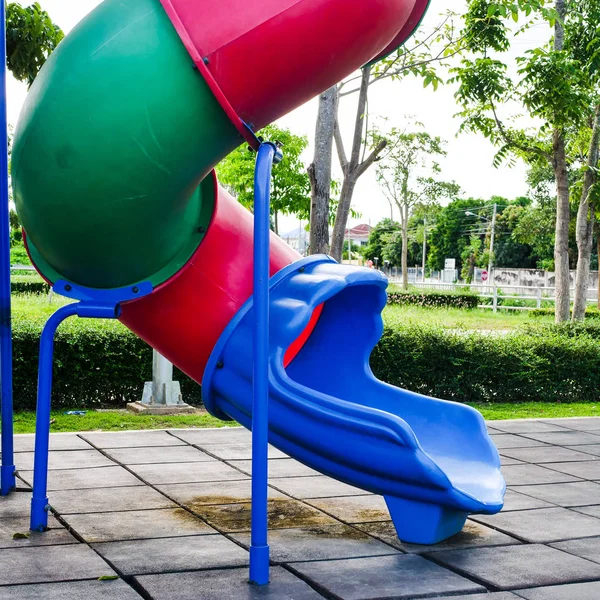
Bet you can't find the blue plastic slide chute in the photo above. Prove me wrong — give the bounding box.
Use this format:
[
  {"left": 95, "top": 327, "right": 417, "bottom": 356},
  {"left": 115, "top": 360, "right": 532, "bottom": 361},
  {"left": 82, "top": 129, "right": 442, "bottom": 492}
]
[{"left": 203, "top": 256, "right": 506, "bottom": 545}]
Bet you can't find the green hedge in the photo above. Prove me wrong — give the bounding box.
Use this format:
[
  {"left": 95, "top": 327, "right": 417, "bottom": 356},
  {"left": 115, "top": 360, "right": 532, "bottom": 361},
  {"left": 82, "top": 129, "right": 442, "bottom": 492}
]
[
  {"left": 11, "top": 300, "right": 600, "bottom": 408},
  {"left": 387, "top": 290, "right": 479, "bottom": 310},
  {"left": 12, "top": 279, "right": 49, "bottom": 294},
  {"left": 12, "top": 316, "right": 202, "bottom": 411},
  {"left": 370, "top": 322, "right": 600, "bottom": 404}
]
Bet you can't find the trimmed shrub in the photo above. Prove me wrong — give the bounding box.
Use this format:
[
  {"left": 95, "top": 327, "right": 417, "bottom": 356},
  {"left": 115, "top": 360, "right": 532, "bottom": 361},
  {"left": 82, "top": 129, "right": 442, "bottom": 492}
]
[
  {"left": 12, "top": 278, "right": 49, "bottom": 294},
  {"left": 12, "top": 316, "right": 202, "bottom": 411},
  {"left": 387, "top": 290, "right": 479, "bottom": 310},
  {"left": 370, "top": 322, "right": 600, "bottom": 404}
]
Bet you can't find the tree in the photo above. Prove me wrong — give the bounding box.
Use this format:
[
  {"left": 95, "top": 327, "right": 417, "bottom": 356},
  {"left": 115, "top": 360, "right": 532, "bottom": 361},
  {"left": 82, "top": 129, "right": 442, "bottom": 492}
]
[
  {"left": 452, "top": 0, "right": 600, "bottom": 322},
  {"left": 217, "top": 124, "right": 310, "bottom": 234},
  {"left": 375, "top": 129, "right": 460, "bottom": 289},
  {"left": 7, "top": 2, "right": 64, "bottom": 86},
  {"left": 362, "top": 219, "right": 401, "bottom": 265},
  {"left": 308, "top": 12, "right": 464, "bottom": 261}
]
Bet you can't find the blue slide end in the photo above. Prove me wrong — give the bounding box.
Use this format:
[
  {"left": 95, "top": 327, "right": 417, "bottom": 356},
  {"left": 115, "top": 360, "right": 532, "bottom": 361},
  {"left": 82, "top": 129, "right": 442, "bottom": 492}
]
[{"left": 203, "top": 256, "right": 505, "bottom": 545}]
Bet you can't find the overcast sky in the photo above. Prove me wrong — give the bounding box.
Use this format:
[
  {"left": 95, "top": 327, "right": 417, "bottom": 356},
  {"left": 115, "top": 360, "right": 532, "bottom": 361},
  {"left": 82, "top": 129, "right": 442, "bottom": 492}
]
[{"left": 9, "top": 1, "right": 550, "bottom": 234}]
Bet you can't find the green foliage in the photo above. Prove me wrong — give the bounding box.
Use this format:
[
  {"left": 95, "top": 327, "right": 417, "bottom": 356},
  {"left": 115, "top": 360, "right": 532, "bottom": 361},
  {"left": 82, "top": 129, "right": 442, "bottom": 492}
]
[
  {"left": 6, "top": 2, "right": 64, "bottom": 86},
  {"left": 10, "top": 296, "right": 201, "bottom": 410},
  {"left": 216, "top": 124, "right": 310, "bottom": 227},
  {"left": 362, "top": 219, "right": 400, "bottom": 264},
  {"left": 387, "top": 290, "right": 480, "bottom": 310},
  {"left": 10, "top": 241, "right": 31, "bottom": 266},
  {"left": 452, "top": 0, "right": 600, "bottom": 169},
  {"left": 371, "top": 321, "right": 600, "bottom": 403},
  {"left": 11, "top": 277, "right": 48, "bottom": 294}
]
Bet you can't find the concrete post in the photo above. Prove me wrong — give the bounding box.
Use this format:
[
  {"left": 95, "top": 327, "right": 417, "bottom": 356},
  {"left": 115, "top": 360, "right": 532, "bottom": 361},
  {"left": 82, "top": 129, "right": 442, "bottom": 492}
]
[{"left": 128, "top": 350, "right": 195, "bottom": 414}]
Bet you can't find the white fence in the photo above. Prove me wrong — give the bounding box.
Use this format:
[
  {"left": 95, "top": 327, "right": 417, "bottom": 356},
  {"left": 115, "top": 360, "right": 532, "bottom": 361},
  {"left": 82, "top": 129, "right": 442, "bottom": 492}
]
[{"left": 391, "top": 281, "right": 596, "bottom": 312}]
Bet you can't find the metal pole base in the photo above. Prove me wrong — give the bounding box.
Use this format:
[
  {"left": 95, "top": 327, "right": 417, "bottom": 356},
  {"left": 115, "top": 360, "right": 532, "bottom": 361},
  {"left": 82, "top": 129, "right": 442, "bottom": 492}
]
[
  {"left": 249, "top": 545, "right": 270, "bottom": 586},
  {"left": 0, "top": 464, "right": 15, "bottom": 496},
  {"left": 30, "top": 496, "right": 49, "bottom": 531}
]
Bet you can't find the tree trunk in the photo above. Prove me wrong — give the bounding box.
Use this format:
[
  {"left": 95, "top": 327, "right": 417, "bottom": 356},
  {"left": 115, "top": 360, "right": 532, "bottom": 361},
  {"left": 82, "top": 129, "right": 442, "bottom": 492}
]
[
  {"left": 552, "top": 0, "right": 570, "bottom": 323},
  {"left": 308, "top": 86, "right": 338, "bottom": 255},
  {"left": 401, "top": 206, "right": 409, "bottom": 290},
  {"left": 572, "top": 103, "right": 600, "bottom": 321},
  {"left": 330, "top": 176, "right": 357, "bottom": 261},
  {"left": 553, "top": 129, "right": 571, "bottom": 322},
  {"left": 273, "top": 210, "right": 279, "bottom": 236},
  {"left": 597, "top": 231, "right": 600, "bottom": 309}
]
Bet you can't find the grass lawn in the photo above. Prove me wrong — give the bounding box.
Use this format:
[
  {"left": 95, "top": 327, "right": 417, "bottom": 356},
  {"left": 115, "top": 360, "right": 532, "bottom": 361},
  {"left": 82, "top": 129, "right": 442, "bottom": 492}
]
[
  {"left": 471, "top": 402, "right": 600, "bottom": 420},
  {"left": 13, "top": 410, "right": 237, "bottom": 434},
  {"left": 8, "top": 403, "right": 600, "bottom": 434},
  {"left": 383, "top": 304, "right": 554, "bottom": 330}
]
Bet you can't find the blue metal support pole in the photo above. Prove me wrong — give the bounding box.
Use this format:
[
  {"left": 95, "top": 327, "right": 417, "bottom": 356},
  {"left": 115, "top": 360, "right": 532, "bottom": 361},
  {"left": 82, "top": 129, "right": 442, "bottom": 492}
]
[
  {"left": 0, "top": 0, "right": 15, "bottom": 497},
  {"left": 30, "top": 302, "right": 120, "bottom": 531},
  {"left": 249, "top": 142, "right": 280, "bottom": 586}
]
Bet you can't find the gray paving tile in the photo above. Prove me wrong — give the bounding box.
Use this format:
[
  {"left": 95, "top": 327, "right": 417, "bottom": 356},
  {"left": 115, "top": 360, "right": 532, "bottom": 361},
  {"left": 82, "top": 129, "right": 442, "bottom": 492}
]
[
  {"left": 189, "top": 498, "right": 337, "bottom": 532},
  {"left": 229, "top": 458, "right": 320, "bottom": 478},
  {"left": 169, "top": 427, "right": 251, "bottom": 445},
  {"left": 515, "top": 581, "right": 600, "bottom": 599},
  {"left": 501, "top": 489, "right": 554, "bottom": 511},
  {"left": 490, "top": 434, "right": 549, "bottom": 449},
  {"left": 570, "top": 504, "right": 600, "bottom": 518},
  {"left": 543, "top": 460, "right": 600, "bottom": 479},
  {"left": 232, "top": 524, "right": 400, "bottom": 562},
  {"left": 356, "top": 519, "right": 520, "bottom": 552},
  {"left": 0, "top": 580, "right": 143, "bottom": 599},
  {"left": 18, "top": 465, "right": 143, "bottom": 491},
  {"left": 81, "top": 430, "right": 186, "bottom": 449},
  {"left": 501, "top": 446, "right": 599, "bottom": 464},
  {"left": 0, "top": 491, "right": 33, "bottom": 518},
  {"left": 157, "top": 480, "right": 285, "bottom": 505},
  {"left": 512, "top": 481, "right": 600, "bottom": 507},
  {"left": 0, "top": 515, "right": 76, "bottom": 549},
  {"left": 566, "top": 444, "right": 600, "bottom": 457},
  {"left": 135, "top": 566, "right": 323, "bottom": 600},
  {"left": 541, "top": 417, "right": 600, "bottom": 431},
  {"left": 306, "top": 495, "right": 389, "bottom": 523},
  {"left": 127, "top": 460, "right": 246, "bottom": 485},
  {"left": 289, "top": 554, "right": 484, "bottom": 599},
  {"left": 408, "top": 595, "right": 518, "bottom": 600},
  {"left": 490, "top": 420, "right": 568, "bottom": 434},
  {"left": 0, "top": 544, "right": 116, "bottom": 585},
  {"left": 103, "top": 445, "right": 213, "bottom": 465},
  {"left": 14, "top": 449, "right": 115, "bottom": 471},
  {"left": 270, "top": 476, "right": 369, "bottom": 499},
  {"left": 198, "top": 443, "right": 287, "bottom": 460},
  {"left": 9, "top": 433, "right": 93, "bottom": 453},
  {"left": 519, "top": 430, "right": 600, "bottom": 445},
  {"left": 93, "top": 534, "right": 248, "bottom": 575},
  {"left": 430, "top": 544, "right": 600, "bottom": 590},
  {"left": 48, "top": 485, "right": 175, "bottom": 514},
  {"left": 551, "top": 536, "right": 600, "bottom": 563},
  {"left": 472, "top": 506, "right": 600, "bottom": 542},
  {"left": 65, "top": 508, "right": 216, "bottom": 542},
  {"left": 501, "top": 456, "right": 524, "bottom": 466},
  {"left": 501, "top": 464, "right": 579, "bottom": 485}
]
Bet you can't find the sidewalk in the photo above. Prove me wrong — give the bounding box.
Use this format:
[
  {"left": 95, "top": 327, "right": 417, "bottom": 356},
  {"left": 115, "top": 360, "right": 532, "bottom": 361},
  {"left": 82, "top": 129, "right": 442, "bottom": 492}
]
[{"left": 2, "top": 421, "right": 600, "bottom": 598}]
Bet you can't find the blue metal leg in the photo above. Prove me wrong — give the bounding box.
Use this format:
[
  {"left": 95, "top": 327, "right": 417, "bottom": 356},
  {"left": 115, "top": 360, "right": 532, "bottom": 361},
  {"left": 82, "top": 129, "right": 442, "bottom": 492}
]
[
  {"left": 249, "top": 142, "right": 280, "bottom": 586},
  {"left": 30, "top": 302, "right": 120, "bottom": 531},
  {"left": 0, "top": 0, "right": 15, "bottom": 497}
]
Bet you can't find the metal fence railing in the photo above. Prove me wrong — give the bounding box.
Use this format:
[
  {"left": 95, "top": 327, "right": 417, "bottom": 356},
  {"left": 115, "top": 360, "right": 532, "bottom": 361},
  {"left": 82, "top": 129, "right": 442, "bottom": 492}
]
[{"left": 386, "top": 280, "right": 598, "bottom": 313}]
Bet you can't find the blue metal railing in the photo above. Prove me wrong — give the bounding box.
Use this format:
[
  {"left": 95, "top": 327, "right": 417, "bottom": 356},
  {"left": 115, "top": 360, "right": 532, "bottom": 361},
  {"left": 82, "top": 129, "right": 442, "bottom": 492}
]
[
  {"left": 249, "top": 142, "right": 281, "bottom": 586},
  {"left": 0, "top": 0, "right": 15, "bottom": 497}
]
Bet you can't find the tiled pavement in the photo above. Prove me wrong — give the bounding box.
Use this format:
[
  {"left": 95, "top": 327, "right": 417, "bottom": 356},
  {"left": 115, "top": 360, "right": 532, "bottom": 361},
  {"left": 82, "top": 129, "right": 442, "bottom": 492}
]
[{"left": 3, "top": 420, "right": 600, "bottom": 598}]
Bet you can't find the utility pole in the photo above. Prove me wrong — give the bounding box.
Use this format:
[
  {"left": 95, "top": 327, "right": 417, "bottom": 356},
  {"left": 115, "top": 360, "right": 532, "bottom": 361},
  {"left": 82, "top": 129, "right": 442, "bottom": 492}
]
[
  {"left": 487, "top": 203, "right": 497, "bottom": 280},
  {"left": 422, "top": 217, "right": 427, "bottom": 283}
]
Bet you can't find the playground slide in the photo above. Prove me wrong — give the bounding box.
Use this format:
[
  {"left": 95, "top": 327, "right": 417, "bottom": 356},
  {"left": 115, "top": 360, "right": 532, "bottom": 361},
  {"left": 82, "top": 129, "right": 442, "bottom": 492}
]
[{"left": 12, "top": 0, "right": 505, "bottom": 544}]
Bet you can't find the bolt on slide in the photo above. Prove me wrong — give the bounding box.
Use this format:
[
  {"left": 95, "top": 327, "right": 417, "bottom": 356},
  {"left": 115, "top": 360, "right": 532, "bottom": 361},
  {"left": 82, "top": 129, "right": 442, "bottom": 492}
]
[{"left": 12, "top": 0, "right": 504, "bottom": 544}]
